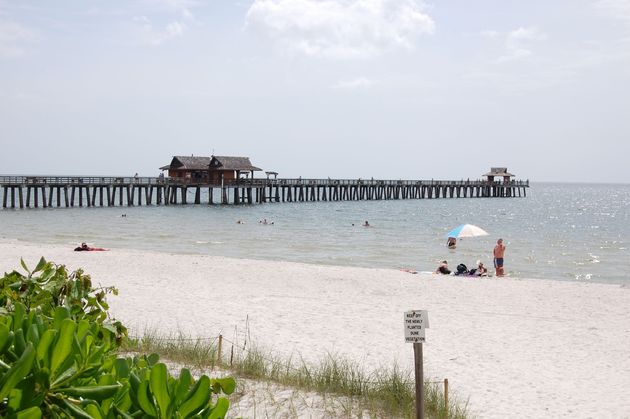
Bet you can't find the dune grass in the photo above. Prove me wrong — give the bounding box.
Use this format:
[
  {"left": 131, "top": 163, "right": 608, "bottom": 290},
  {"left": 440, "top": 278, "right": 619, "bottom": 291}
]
[{"left": 123, "top": 330, "right": 468, "bottom": 418}]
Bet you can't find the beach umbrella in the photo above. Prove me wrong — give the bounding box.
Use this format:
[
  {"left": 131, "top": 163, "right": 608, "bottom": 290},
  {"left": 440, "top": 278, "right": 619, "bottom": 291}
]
[{"left": 446, "top": 224, "right": 489, "bottom": 239}]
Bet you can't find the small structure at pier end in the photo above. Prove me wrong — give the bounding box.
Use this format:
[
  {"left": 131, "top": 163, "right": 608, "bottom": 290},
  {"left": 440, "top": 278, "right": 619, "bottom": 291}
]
[{"left": 483, "top": 167, "right": 515, "bottom": 183}]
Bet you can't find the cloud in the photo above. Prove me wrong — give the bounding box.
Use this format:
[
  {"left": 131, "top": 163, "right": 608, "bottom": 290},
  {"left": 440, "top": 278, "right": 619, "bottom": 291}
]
[
  {"left": 127, "top": 0, "right": 196, "bottom": 46},
  {"left": 480, "top": 30, "right": 500, "bottom": 39},
  {"left": 332, "top": 77, "right": 374, "bottom": 89},
  {"left": 245, "top": 0, "right": 435, "bottom": 58},
  {"left": 157, "top": 0, "right": 197, "bottom": 22},
  {"left": 0, "top": 21, "right": 35, "bottom": 57},
  {"left": 595, "top": 0, "right": 630, "bottom": 23},
  {"left": 134, "top": 16, "right": 186, "bottom": 46},
  {"left": 497, "top": 26, "right": 547, "bottom": 63}
]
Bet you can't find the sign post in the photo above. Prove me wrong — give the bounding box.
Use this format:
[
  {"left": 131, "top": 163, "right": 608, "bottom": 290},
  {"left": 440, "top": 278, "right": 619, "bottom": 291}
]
[{"left": 405, "top": 310, "right": 429, "bottom": 419}]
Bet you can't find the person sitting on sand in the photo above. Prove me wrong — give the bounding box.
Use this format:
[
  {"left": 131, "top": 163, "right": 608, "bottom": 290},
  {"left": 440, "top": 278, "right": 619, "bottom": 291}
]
[
  {"left": 476, "top": 260, "right": 488, "bottom": 276},
  {"left": 74, "top": 242, "right": 108, "bottom": 251},
  {"left": 454, "top": 263, "right": 468, "bottom": 275},
  {"left": 435, "top": 260, "right": 451, "bottom": 275}
]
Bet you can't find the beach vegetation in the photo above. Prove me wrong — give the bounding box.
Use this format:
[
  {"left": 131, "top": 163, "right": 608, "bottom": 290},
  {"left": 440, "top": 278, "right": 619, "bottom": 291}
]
[
  {"left": 0, "top": 258, "right": 235, "bottom": 418},
  {"left": 127, "top": 333, "right": 469, "bottom": 418}
]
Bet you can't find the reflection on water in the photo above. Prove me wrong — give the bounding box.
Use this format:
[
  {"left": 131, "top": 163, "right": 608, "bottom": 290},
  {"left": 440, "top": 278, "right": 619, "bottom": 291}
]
[{"left": 0, "top": 183, "right": 628, "bottom": 284}]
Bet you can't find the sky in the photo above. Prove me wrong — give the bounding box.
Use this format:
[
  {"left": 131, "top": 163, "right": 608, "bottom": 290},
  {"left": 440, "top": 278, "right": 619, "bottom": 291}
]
[{"left": 0, "top": 0, "right": 629, "bottom": 183}]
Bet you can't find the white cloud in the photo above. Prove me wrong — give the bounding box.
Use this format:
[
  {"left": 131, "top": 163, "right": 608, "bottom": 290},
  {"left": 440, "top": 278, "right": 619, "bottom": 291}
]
[
  {"left": 332, "top": 77, "right": 374, "bottom": 89},
  {"left": 134, "top": 16, "right": 186, "bottom": 46},
  {"left": 480, "top": 30, "right": 500, "bottom": 39},
  {"left": 245, "top": 0, "right": 435, "bottom": 58},
  {"left": 596, "top": 0, "right": 630, "bottom": 23},
  {"left": 0, "top": 21, "right": 34, "bottom": 57},
  {"left": 497, "top": 26, "right": 547, "bottom": 63}
]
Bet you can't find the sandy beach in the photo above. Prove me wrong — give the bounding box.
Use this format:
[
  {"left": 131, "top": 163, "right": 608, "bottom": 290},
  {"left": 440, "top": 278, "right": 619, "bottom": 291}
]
[{"left": 1, "top": 239, "right": 629, "bottom": 418}]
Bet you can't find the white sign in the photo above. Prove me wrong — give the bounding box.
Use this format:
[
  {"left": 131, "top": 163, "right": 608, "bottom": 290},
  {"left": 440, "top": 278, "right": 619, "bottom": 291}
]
[{"left": 404, "top": 310, "right": 429, "bottom": 343}]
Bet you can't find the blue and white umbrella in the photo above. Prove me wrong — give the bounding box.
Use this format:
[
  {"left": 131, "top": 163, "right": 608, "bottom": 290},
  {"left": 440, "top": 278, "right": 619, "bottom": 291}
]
[{"left": 446, "top": 224, "right": 489, "bottom": 239}]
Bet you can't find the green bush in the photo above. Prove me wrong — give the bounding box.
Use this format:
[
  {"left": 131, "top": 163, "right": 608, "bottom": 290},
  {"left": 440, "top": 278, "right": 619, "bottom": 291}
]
[{"left": 0, "top": 258, "right": 235, "bottom": 418}]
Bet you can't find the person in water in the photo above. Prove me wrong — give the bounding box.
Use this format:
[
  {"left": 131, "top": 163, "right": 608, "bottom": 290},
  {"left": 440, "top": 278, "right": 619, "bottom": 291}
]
[
  {"left": 363, "top": 220, "right": 370, "bottom": 227},
  {"left": 447, "top": 237, "right": 457, "bottom": 248},
  {"left": 74, "top": 242, "right": 108, "bottom": 251}
]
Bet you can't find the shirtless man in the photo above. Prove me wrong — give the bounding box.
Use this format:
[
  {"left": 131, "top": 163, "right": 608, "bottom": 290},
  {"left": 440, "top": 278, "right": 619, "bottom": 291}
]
[{"left": 493, "top": 238, "right": 506, "bottom": 277}]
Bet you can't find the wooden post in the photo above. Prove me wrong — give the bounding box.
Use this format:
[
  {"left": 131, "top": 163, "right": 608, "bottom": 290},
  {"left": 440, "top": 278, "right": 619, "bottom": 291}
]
[
  {"left": 444, "top": 378, "right": 449, "bottom": 415},
  {"left": 414, "top": 342, "right": 424, "bottom": 419},
  {"left": 217, "top": 335, "right": 223, "bottom": 365},
  {"left": 230, "top": 344, "right": 234, "bottom": 366}
]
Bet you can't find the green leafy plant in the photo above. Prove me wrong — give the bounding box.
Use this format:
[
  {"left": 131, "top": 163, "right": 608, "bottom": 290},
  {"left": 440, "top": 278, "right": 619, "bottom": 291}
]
[{"left": 0, "top": 258, "right": 235, "bottom": 418}]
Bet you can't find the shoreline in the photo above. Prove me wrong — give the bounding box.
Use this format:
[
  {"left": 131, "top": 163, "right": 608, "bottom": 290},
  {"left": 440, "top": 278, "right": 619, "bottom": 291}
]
[
  {"left": 0, "top": 235, "right": 617, "bottom": 286},
  {"left": 1, "top": 239, "right": 629, "bottom": 418}
]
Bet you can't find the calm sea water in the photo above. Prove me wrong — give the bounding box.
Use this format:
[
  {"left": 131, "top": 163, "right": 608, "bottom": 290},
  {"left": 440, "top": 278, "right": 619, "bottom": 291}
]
[{"left": 1, "top": 183, "right": 628, "bottom": 284}]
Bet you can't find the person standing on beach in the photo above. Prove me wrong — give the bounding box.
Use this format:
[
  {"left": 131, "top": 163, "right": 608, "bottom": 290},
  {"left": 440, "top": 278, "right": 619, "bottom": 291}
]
[{"left": 493, "top": 238, "right": 506, "bottom": 277}]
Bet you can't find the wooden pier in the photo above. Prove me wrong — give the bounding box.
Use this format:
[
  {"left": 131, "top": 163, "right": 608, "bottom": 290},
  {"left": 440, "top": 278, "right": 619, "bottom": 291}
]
[{"left": 0, "top": 175, "right": 529, "bottom": 209}]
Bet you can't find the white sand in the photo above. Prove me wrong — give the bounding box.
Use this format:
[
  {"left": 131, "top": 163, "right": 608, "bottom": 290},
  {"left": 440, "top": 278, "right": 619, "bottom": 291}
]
[{"left": 1, "top": 239, "right": 629, "bottom": 418}]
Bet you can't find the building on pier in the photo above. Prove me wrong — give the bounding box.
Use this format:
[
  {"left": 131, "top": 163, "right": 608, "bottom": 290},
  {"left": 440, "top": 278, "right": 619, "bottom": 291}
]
[
  {"left": 483, "top": 167, "right": 515, "bottom": 183},
  {"left": 160, "top": 156, "right": 212, "bottom": 181},
  {"left": 160, "top": 155, "right": 262, "bottom": 183},
  {"left": 208, "top": 156, "right": 262, "bottom": 183}
]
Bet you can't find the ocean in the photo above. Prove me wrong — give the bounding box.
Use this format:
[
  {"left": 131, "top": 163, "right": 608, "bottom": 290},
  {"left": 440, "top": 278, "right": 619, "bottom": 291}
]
[{"left": 1, "top": 182, "right": 628, "bottom": 284}]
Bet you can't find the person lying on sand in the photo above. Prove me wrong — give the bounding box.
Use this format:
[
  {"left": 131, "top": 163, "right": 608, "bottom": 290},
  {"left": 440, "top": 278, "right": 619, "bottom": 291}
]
[
  {"left": 435, "top": 260, "right": 451, "bottom": 275},
  {"left": 74, "top": 242, "right": 108, "bottom": 251}
]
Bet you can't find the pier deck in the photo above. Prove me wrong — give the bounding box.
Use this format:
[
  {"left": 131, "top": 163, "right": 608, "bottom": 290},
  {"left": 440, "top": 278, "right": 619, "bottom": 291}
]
[{"left": 0, "top": 176, "right": 529, "bottom": 209}]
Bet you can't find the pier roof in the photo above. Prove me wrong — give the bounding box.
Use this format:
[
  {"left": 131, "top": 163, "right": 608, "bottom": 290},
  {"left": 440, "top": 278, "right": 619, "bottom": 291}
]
[
  {"left": 162, "top": 156, "right": 212, "bottom": 171},
  {"left": 210, "top": 156, "right": 261, "bottom": 171},
  {"left": 483, "top": 167, "right": 515, "bottom": 177}
]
